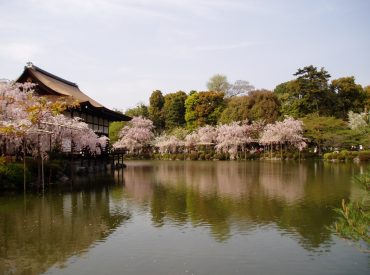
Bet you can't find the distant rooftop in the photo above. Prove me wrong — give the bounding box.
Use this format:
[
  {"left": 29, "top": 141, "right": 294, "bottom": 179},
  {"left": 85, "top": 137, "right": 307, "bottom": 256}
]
[{"left": 0, "top": 78, "right": 10, "bottom": 84}]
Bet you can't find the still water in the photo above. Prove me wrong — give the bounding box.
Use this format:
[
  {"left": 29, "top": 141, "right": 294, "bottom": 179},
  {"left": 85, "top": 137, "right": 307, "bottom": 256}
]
[{"left": 0, "top": 160, "right": 369, "bottom": 275}]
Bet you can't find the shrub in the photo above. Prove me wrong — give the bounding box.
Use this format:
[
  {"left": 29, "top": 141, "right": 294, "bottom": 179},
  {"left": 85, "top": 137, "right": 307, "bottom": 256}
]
[
  {"left": 198, "top": 152, "right": 206, "bottom": 160},
  {"left": 292, "top": 152, "right": 300, "bottom": 160},
  {"left": 284, "top": 152, "right": 293, "bottom": 159},
  {"left": 215, "top": 152, "right": 229, "bottom": 160},
  {"left": 205, "top": 153, "right": 213, "bottom": 160},
  {"left": 323, "top": 153, "right": 332, "bottom": 160},
  {"left": 177, "top": 153, "right": 186, "bottom": 160},
  {"left": 44, "top": 159, "right": 69, "bottom": 180},
  {"left": 157, "top": 153, "right": 169, "bottom": 160},
  {"left": 323, "top": 150, "right": 370, "bottom": 162},
  {"left": 334, "top": 170, "right": 370, "bottom": 246},
  {"left": 189, "top": 152, "right": 198, "bottom": 160},
  {"left": 337, "top": 152, "right": 346, "bottom": 161},
  {"left": 0, "top": 163, "right": 30, "bottom": 190},
  {"left": 152, "top": 153, "right": 161, "bottom": 160},
  {"left": 358, "top": 152, "right": 370, "bottom": 162}
]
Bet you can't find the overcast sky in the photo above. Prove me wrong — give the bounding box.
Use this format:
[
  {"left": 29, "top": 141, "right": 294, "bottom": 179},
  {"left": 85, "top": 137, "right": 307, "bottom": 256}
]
[{"left": 1, "top": 0, "right": 369, "bottom": 111}]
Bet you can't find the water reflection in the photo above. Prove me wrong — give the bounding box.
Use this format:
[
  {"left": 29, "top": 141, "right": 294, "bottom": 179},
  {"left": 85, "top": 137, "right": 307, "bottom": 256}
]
[
  {"left": 121, "top": 161, "right": 358, "bottom": 249},
  {"left": 0, "top": 161, "right": 365, "bottom": 275},
  {"left": 0, "top": 184, "right": 130, "bottom": 275}
]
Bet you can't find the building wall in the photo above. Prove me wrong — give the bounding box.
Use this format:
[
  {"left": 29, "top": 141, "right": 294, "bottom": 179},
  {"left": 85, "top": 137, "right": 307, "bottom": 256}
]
[{"left": 64, "top": 110, "right": 110, "bottom": 136}]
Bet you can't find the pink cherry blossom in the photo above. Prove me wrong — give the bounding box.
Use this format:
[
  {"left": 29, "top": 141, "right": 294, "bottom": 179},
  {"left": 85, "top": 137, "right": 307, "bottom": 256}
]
[{"left": 113, "top": 116, "right": 154, "bottom": 153}]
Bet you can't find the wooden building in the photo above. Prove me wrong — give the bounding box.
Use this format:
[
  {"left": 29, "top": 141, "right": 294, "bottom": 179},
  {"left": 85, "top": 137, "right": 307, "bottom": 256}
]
[{"left": 17, "top": 63, "right": 130, "bottom": 136}]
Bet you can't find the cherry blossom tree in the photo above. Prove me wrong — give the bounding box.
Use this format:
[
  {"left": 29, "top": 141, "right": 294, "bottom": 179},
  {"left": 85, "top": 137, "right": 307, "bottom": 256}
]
[
  {"left": 348, "top": 111, "right": 367, "bottom": 130},
  {"left": 196, "top": 125, "right": 218, "bottom": 145},
  {"left": 245, "top": 120, "right": 265, "bottom": 141},
  {"left": 280, "top": 117, "right": 307, "bottom": 152},
  {"left": 184, "top": 125, "right": 217, "bottom": 153},
  {"left": 215, "top": 121, "right": 254, "bottom": 159},
  {"left": 0, "top": 82, "right": 102, "bottom": 157},
  {"left": 1, "top": 82, "right": 104, "bottom": 188},
  {"left": 0, "top": 81, "right": 132, "bottom": 193},
  {"left": 182, "top": 121, "right": 264, "bottom": 159},
  {"left": 45, "top": 115, "right": 101, "bottom": 154},
  {"left": 113, "top": 116, "right": 154, "bottom": 154},
  {"left": 184, "top": 131, "right": 199, "bottom": 150},
  {"left": 260, "top": 117, "right": 306, "bottom": 158},
  {"left": 98, "top": 136, "right": 109, "bottom": 151},
  {"left": 154, "top": 134, "right": 184, "bottom": 154},
  {"left": 1, "top": 82, "right": 57, "bottom": 159}
]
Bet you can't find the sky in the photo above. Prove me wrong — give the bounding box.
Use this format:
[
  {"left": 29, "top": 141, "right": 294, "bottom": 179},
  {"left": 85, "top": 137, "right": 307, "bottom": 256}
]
[{"left": 0, "top": 0, "right": 369, "bottom": 111}]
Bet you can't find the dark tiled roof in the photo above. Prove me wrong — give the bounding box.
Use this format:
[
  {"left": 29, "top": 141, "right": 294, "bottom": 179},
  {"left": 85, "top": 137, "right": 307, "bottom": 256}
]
[{"left": 17, "top": 63, "right": 130, "bottom": 121}]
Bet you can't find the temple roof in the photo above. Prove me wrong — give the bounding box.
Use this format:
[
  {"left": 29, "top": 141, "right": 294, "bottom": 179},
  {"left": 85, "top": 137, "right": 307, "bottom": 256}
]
[{"left": 17, "top": 63, "right": 130, "bottom": 121}]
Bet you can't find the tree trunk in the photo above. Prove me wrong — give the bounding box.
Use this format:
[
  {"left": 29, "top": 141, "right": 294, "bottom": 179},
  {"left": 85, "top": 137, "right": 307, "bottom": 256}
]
[
  {"left": 280, "top": 143, "right": 283, "bottom": 160},
  {"left": 23, "top": 139, "right": 26, "bottom": 193},
  {"left": 270, "top": 144, "right": 272, "bottom": 159},
  {"left": 41, "top": 156, "right": 45, "bottom": 193}
]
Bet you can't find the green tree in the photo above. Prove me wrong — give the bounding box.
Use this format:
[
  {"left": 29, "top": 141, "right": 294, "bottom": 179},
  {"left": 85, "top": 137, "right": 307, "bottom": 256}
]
[
  {"left": 148, "top": 90, "right": 165, "bottom": 132},
  {"left": 274, "top": 80, "right": 302, "bottom": 117},
  {"left": 363, "top": 85, "right": 370, "bottom": 116},
  {"left": 109, "top": 121, "right": 126, "bottom": 143},
  {"left": 185, "top": 91, "right": 225, "bottom": 130},
  {"left": 163, "top": 91, "right": 187, "bottom": 130},
  {"left": 248, "top": 90, "right": 280, "bottom": 123},
  {"left": 207, "top": 74, "right": 230, "bottom": 93},
  {"left": 275, "top": 66, "right": 336, "bottom": 118},
  {"left": 169, "top": 127, "right": 189, "bottom": 140},
  {"left": 294, "top": 65, "right": 334, "bottom": 116},
  {"left": 184, "top": 92, "right": 199, "bottom": 130},
  {"left": 124, "top": 103, "right": 149, "bottom": 118},
  {"left": 358, "top": 127, "right": 370, "bottom": 148},
  {"left": 219, "top": 96, "right": 250, "bottom": 124},
  {"left": 302, "top": 114, "right": 348, "bottom": 154},
  {"left": 331, "top": 77, "right": 365, "bottom": 118}
]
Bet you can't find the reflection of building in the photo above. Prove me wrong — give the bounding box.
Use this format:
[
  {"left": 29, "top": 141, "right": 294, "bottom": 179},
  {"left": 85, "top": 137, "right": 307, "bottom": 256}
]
[{"left": 16, "top": 63, "right": 131, "bottom": 136}]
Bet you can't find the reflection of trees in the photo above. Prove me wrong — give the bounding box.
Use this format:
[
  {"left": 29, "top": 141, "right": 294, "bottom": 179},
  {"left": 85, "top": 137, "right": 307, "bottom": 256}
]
[
  {"left": 258, "top": 162, "right": 306, "bottom": 203},
  {"left": 123, "top": 161, "right": 355, "bottom": 249},
  {"left": 119, "top": 165, "right": 154, "bottom": 202},
  {"left": 0, "top": 187, "right": 130, "bottom": 275}
]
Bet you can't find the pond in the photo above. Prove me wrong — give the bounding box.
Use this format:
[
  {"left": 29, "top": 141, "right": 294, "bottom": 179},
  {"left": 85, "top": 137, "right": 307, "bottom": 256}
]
[{"left": 0, "top": 160, "right": 369, "bottom": 275}]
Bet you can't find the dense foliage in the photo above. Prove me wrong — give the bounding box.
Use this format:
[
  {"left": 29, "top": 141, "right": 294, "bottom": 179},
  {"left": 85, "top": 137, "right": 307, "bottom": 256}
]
[
  {"left": 185, "top": 91, "right": 225, "bottom": 130},
  {"left": 113, "top": 65, "right": 369, "bottom": 159},
  {"left": 275, "top": 66, "right": 367, "bottom": 119},
  {"left": 163, "top": 91, "right": 187, "bottom": 130},
  {"left": 148, "top": 90, "right": 165, "bottom": 132}
]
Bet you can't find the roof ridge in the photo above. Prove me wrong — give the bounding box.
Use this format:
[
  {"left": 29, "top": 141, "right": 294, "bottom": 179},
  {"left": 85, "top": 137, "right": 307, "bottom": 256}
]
[{"left": 27, "top": 63, "right": 79, "bottom": 88}]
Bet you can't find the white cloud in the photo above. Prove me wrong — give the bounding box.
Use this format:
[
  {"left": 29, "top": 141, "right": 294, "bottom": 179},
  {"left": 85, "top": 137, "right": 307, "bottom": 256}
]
[
  {"left": 27, "top": 0, "right": 264, "bottom": 20},
  {"left": 0, "top": 42, "right": 42, "bottom": 63},
  {"left": 27, "top": 0, "right": 177, "bottom": 21},
  {"left": 29, "top": 0, "right": 113, "bottom": 13},
  {"left": 192, "top": 41, "right": 255, "bottom": 52}
]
